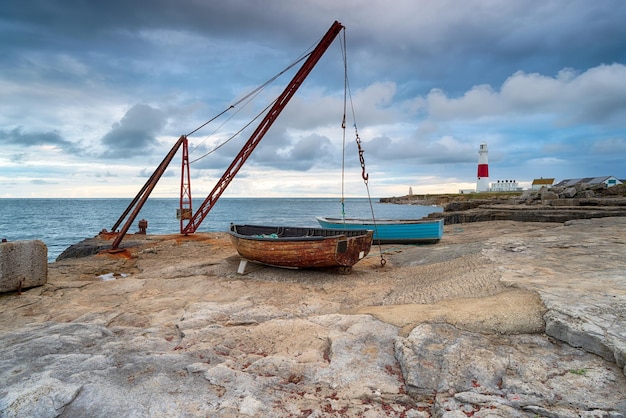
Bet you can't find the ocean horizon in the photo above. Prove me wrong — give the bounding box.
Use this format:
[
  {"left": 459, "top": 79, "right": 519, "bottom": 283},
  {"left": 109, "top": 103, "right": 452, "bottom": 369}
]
[{"left": 0, "top": 197, "right": 442, "bottom": 263}]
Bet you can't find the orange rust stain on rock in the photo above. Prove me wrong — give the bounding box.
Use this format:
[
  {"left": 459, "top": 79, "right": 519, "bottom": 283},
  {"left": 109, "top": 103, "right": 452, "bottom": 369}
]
[
  {"left": 109, "top": 250, "right": 132, "bottom": 259},
  {"left": 97, "top": 249, "right": 132, "bottom": 259},
  {"left": 97, "top": 232, "right": 117, "bottom": 241}
]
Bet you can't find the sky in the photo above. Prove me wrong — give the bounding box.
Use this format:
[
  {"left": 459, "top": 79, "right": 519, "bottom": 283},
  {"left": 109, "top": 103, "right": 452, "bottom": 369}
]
[{"left": 1, "top": 0, "right": 625, "bottom": 199}]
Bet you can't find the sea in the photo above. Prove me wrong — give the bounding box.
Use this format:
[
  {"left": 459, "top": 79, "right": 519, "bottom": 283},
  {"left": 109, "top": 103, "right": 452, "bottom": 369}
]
[{"left": 0, "top": 198, "right": 442, "bottom": 263}]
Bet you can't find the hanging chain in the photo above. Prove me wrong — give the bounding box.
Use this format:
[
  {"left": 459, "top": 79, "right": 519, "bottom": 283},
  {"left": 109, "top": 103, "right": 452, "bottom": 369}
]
[
  {"left": 352, "top": 125, "right": 386, "bottom": 267},
  {"left": 355, "top": 130, "right": 369, "bottom": 183},
  {"left": 341, "top": 30, "right": 385, "bottom": 267}
]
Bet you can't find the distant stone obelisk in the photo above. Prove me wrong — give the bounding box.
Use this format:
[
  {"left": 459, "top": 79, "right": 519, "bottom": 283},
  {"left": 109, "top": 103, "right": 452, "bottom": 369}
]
[{"left": 476, "top": 143, "right": 489, "bottom": 192}]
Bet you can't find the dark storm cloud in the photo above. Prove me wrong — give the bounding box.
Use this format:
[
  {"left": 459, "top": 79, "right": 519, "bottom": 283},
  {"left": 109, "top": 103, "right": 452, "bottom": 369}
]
[
  {"left": 265, "top": 133, "right": 334, "bottom": 171},
  {"left": 188, "top": 129, "right": 335, "bottom": 172},
  {"left": 0, "top": 0, "right": 327, "bottom": 45},
  {"left": 99, "top": 104, "right": 167, "bottom": 158},
  {"left": 5, "top": 0, "right": 622, "bottom": 96},
  {"left": 346, "top": 1, "right": 626, "bottom": 97},
  {"left": 360, "top": 135, "right": 473, "bottom": 166},
  {"left": 0, "top": 126, "right": 75, "bottom": 149},
  {"left": 30, "top": 179, "right": 56, "bottom": 185},
  {"left": 0, "top": 0, "right": 323, "bottom": 101}
]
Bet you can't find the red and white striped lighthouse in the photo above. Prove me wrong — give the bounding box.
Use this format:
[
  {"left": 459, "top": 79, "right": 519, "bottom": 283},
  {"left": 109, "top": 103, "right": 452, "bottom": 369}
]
[{"left": 476, "top": 142, "right": 489, "bottom": 192}]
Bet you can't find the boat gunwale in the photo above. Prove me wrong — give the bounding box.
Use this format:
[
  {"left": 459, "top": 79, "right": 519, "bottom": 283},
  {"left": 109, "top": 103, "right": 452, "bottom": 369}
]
[
  {"left": 229, "top": 224, "right": 372, "bottom": 242},
  {"left": 315, "top": 216, "right": 443, "bottom": 226}
]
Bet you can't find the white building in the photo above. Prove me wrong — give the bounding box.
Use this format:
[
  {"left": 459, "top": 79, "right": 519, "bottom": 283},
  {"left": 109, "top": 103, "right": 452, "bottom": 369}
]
[{"left": 490, "top": 179, "right": 522, "bottom": 192}]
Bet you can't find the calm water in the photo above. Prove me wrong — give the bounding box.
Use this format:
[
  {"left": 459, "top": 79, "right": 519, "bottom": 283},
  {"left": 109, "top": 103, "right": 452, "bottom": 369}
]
[{"left": 0, "top": 198, "right": 442, "bottom": 262}]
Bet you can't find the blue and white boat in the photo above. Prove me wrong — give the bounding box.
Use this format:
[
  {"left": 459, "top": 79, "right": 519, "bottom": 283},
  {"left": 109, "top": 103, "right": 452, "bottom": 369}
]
[{"left": 316, "top": 217, "right": 444, "bottom": 244}]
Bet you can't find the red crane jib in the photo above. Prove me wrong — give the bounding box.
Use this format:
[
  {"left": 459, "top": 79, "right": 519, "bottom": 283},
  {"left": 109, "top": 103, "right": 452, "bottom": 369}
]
[{"left": 182, "top": 20, "right": 344, "bottom": 234}]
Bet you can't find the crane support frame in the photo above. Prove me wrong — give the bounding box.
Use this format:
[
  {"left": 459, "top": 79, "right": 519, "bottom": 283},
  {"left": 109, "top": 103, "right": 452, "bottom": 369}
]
[
  {"left": 108, "top": 135, "right": 186, "bottom": 250},
  {"left": 179, "top": 137, "right": 193, "bottom": 232}
]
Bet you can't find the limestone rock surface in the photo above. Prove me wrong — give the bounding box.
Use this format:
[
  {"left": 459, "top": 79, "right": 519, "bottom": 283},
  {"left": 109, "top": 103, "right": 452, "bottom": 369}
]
[{"left": 1, "top": 219, "right": 625, "bottom": 416}]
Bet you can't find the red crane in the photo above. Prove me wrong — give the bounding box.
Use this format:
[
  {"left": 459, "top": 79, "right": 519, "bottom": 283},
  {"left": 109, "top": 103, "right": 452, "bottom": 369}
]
[{"left": 108, "top": 20, "right": 344, "bottom": 250}]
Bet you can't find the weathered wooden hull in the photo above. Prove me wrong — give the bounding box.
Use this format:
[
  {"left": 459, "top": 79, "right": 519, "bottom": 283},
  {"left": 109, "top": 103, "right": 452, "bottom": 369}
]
[
  {"left": 228, "top": 224, "right": 373, "bottom": 270},
  {"left": 316, "top": 217, "right": 444, "bottom": 244}
]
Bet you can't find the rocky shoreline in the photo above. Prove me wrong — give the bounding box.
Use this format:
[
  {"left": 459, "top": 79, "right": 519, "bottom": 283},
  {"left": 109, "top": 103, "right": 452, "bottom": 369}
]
[
  {"left": 1, "top": 206, "right": 625, "bottom": 416},
  {"left": 383, "top": 183, "right": 626, "bottom": 225}
]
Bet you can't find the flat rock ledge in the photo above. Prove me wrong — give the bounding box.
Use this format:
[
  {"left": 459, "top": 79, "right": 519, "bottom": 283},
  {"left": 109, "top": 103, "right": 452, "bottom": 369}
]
[
  {"left": 1, "top": 218, "right": 625, "bottom": 417},
  {"left": 430, "top": 203, "right": 626, "bottom": 225}
]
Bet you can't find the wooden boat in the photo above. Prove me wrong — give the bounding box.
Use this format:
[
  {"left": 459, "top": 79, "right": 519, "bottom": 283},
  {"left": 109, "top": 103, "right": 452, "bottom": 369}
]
[
  {"left": 228, "top": 224, "right": 373, "bottom": 273},
  {"left": 316, "top": 217, "right": 444, "bottom": 244}
]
